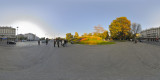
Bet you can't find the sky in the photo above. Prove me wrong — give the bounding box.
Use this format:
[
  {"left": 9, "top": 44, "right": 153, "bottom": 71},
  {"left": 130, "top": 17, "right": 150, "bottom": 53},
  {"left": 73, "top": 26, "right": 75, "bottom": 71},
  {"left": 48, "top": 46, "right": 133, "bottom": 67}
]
[{"left": 0, "top": 0, "right": 160, "bottom": 38}]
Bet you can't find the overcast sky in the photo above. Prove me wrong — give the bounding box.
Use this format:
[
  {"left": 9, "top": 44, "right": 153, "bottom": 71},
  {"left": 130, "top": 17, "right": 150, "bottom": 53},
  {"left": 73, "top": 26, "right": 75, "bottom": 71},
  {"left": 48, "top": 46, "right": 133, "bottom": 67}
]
[{"left": 0, "top": 0, "right": 160, "bottom": 38}]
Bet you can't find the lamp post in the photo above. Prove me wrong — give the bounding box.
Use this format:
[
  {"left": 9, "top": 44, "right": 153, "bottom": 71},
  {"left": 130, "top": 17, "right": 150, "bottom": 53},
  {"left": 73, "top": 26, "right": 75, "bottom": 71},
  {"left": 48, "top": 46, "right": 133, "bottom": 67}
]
[{"left": 17, "top": 27, "right": 19, "bottom": 42}]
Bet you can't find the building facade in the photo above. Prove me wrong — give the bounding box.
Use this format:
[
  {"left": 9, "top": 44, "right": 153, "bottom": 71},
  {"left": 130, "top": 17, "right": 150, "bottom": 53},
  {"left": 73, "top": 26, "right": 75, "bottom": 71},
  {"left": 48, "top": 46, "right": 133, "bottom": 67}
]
[
  {"left": 140, "top": 27, "right": 160, "bottom": 41},
  {"left": 0, "top": 26, "right": 16, "bottom": 43},
  {"left": 24, "top": 33, "right": 39, "bottom": 41}
]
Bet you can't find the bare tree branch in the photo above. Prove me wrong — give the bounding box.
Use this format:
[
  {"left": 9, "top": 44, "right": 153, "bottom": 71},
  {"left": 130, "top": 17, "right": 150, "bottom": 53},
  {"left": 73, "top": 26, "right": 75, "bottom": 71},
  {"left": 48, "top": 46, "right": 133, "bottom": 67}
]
[{"left": 94, "top": 25, "right": 105, "bottom": 33}]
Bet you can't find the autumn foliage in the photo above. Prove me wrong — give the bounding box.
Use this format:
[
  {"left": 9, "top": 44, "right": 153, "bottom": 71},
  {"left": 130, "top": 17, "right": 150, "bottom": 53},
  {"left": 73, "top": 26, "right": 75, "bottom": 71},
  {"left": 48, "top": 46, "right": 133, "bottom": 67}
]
[
  {"left": 74, "top": 32, "right": 79, "bottom": 38},
  {"left": 109, "top": 17, "right": 131, "bottom": 40},
  {"left": 66, "top": 16, "right": 134, "bottom": 44},
  {"left": 66, "top": 33, "right": 73, "bottom": 41},
  {"left": 77, "top": 36, "right": 114, "bottom": 45}
]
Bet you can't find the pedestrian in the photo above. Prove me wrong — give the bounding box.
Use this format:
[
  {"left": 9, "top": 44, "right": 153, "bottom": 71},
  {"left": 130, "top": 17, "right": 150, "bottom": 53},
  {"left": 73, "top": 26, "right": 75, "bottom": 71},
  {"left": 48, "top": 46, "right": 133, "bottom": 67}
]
[
  {"left": 57, "top": 39, "right": 59, "bottom": 48},
  {"left": 60, "top": 39, "right": 62, "bottom": 46},
  {"left": 38, "top": 40, "right": 40, "bottom": 45},
  {"left": 46, "top": 38, "right": 48, "bottom": 45},
  {"left": 135, "top": 39, "right": 137, "bottom": 43},
  {"left": 156, "top": 38, "right": 159, "bottom": 42},
  {"left": 54, "top": 39, "right": 56, "bottom": 47},
  {"left": 62, "top": 39, "right": 64, "bottom": 47},
  {"left": 64, "top": 39, "right": 68, "bottom": 47}
]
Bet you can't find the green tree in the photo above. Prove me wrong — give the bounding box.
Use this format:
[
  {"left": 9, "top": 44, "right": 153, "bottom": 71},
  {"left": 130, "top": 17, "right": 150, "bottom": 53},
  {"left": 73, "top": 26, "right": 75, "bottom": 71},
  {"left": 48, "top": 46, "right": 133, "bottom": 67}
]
[
  {"left": 19, "top": 36, "right": 27, "bottom": 40},
  {"left": 109, "top": 17, "right": 131, "bottom": 40},
  {"left": 97, "top": 33, "right": 102, "bottom": 37},
  {"left": 83, "top": 33, "right": 88, "bottom": 37},
  {"left": 93, "top": 32, "right": 98, "bottom": 36},
  {"left": 101, "top": 30, "right": 109, "bottom": 40},
  {"left": 66, "top": 33, "right": 73, "bottom": 40},
  {"left": 74, "top": 32, "right": 79, "bottom": 38},
  {"left": 126, "top": 31, "right": 133, "bottom": 40},
  {"left": 88, "top": 33, "right": 92, "bottom": 36},
  {"left": 40, "top": 37, "right": 45, "bottom": 40}
]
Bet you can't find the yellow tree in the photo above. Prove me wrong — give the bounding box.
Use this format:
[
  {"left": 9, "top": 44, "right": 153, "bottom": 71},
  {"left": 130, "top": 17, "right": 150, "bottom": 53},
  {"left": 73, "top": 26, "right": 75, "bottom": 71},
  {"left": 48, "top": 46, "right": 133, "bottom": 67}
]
[
  {"left": 74, "top": 32, "right": 79, "bottom": 38},
  {"left": 109, "top": 17, "right": 131, "bottom": 40},
  {"left": 93, "top": 32, "right": 98, "bottom": 37},
  {"left": 88, "top": 33, "right": 92, "bottom": 36},
  {"left": 66, "top": 33, "right": 73, "bottom": 40},
  {"left": 83, "top": 33, "right": 88, "bottom": 37},
  {"left": 101, "top": 30, "right": 109, "bottom": 40}
]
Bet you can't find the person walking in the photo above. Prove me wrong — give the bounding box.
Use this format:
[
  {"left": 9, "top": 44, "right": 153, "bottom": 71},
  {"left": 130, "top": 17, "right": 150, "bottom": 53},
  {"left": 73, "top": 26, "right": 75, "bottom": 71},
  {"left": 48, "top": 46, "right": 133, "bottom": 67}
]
[
  {"left": 46, "top": 38, "right": 48, "bottom": 45},
  {"left": 135, "top": 39, "right": 137, "bottom": 43},
  {"left": 54, "top": 39, "right": 56, "bottom": 47},
  {"left": 61, "top": 39, "right": 64, "bottom": 47},
  {"left": 57, "top": 39, "right": 60, "bottom": 48},
  {"left": 156, "top": 38, "right": 159, "bottom": 42},
  {"left": 60, "top": 39, "right": 62, "bottom": 46},
  {"left": 64, "top": 39, "right": 68, "bottom": 47},
  {"left": 38, "top": 40, "right": 40, "bottom": 45}
]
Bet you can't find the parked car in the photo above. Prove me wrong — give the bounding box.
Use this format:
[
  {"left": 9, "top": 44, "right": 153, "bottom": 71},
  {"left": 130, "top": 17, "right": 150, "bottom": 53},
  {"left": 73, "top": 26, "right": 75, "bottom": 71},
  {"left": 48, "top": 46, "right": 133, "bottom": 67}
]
[{"left": 7, "top": 41, "right": 16, "bottom": 44}]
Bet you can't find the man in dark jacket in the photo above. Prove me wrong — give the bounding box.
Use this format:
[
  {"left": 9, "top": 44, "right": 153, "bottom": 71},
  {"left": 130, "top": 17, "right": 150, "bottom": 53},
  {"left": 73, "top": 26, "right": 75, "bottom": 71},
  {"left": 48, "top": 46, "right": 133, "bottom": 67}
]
[
  {"left": 57, "top": 39, "right": 59, "bottom": 48},
  {"left": 64, "top": 39, "right": 68, "bottom": 47},
  {"left": 38, "top": 40, "right": 40, "bottom": 45},
  {"left": 46, "top": 38, "right": 48, "bottom": 45},
  {"left": 54, "top": 39, "right": 56, "bottom": 47}
]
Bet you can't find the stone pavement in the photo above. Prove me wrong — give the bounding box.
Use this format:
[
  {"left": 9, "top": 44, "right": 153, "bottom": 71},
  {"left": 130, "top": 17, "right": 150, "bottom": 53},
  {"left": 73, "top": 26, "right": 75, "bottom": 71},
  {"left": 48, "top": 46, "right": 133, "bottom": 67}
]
[
  {"left": 142, "top": 41, "right": 160, "bottom": 46},
  {"left": 0, "top": 41, "right": 160, "bottom": 80}
]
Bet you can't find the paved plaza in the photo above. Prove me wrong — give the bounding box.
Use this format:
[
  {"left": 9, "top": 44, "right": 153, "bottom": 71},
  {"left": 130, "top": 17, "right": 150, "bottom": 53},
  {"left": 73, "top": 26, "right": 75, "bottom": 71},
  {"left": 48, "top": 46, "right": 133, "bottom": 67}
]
[{"left": 0, "top": 41, "right": 160, "bottom": 80}]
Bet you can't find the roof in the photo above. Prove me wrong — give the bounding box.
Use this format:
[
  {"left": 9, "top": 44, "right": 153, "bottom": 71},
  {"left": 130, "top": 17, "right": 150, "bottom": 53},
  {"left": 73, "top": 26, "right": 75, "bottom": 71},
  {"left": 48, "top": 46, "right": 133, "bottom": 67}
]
[{"left": 0, "top": 26, "right": 16, "bottom": 30}]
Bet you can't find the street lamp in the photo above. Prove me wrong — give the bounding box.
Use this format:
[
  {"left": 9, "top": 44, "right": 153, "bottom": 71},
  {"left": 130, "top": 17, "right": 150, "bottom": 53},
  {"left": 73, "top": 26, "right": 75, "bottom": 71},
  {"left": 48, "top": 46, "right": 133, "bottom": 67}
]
[{"left": 17, "top": 27, "right": 19, "bottom": 41}]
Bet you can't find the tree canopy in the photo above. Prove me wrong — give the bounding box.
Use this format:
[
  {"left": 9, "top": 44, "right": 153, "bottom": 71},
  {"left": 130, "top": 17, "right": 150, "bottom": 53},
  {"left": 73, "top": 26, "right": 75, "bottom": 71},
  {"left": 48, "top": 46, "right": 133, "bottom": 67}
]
[
  {"left": 66, "top": 33, "right": 73, "bottom": 40},
  {"left": 83, "top": 33, "right": 88, "bottom": 36},
  {"left": 74, "top": 32, "right": 79, "bottom": 38},
  {"left": 109, "top": 17, "right": 131, "bottom": 40},
  {"left": 87, "top": 33, "right": 92, "bottom": 36},
  {"left": 101, "top": 30, "right": 109, "bottom": 40}
]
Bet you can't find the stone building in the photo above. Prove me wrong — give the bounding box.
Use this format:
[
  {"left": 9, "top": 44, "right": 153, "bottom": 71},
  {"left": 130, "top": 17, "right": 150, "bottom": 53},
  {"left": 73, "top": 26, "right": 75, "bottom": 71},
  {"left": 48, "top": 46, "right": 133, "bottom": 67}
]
[
  {"left": 24, "top": 33, "right": 39, "bottom": 41},
  {"left": 140, "top": 27, "right": 160, "bottom": 41},
  {"left": 0, "top": 26, "right": 16, "bottom": 43}
]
